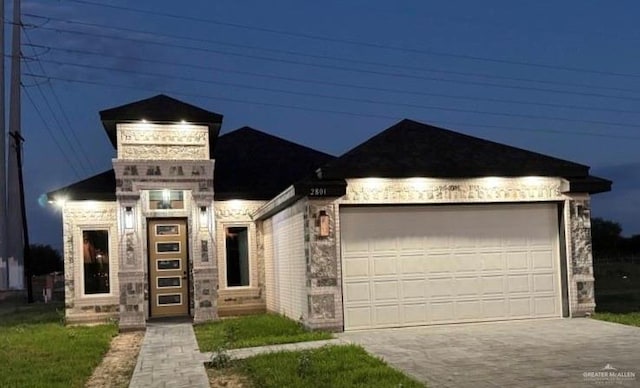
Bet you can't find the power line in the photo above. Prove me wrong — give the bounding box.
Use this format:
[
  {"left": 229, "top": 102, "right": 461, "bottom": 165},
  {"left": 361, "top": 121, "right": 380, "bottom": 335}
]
[
  {"left": 30, "top": 57, "right": 640, "bottom": 131},
  {"left": 28, "top": 23, "right": 640, "bottom": 103},
  {"left": 23, "top": 42, "right": 640, "bottom": 116},
  {"left": 63, "top": 0, "right": 640, "bottom": 79},
  {"left": 23, "top": 72, "right": 640, "bottom": 141},
  {"left": 22, "top": 29, "right": 98, "bottom": 172},
  {"left": 22, "top": 86, "right": 83, "bottom": 179},
  {"left": 21, "top": 12, "right": 640, "bottom": 96}
]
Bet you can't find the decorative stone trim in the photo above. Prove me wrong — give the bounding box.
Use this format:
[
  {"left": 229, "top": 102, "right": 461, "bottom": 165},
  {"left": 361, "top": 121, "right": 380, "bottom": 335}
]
[
  {"left": 343, "top": 177, "right": 566, "bottom": 203},
  {"left": 117, "top": 123, "right": 209, "bottom": 160},
  {"left": 62, "top": 201, "right": 119, "bottom": 323}
]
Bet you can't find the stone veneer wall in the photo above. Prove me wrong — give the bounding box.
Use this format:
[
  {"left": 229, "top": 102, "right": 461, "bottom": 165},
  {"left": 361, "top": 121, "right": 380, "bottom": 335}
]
[
  {"left": 567, "top": 197, "right": 596, "bottom": 316},
  {"left": 63, "top": 201, "right": 119, "bottom": 324},
  {"left": 215, "top": 200, "right": 267, "bottom": 315},
  {"left": 299, "top": 177, "right": 597, "bottom": 330},
  {"left": 305, "top": 199, "right": 343, "bottom": 331},
  {"left": 113, "top": 157, "right": 217, "bottom": 329}
]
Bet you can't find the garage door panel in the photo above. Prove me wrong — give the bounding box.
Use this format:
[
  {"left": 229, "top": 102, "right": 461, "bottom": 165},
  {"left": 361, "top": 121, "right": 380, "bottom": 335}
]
[
  {"left": 482, "top": 276, "right": 505, "bottom": 295},
  {"left": 483, "top": 299, "right": 507, "bottom": 318},
  {"left": 375, "top": 305, "right": 400, "bottom": 325},
  {"left": 400, "top": 255, "right": 425, "bottom": 274},
  {"left": 373, "top": 281, "right": 399, "bottom": 301},
  {"left": 402, "top": 279, "right": 426, "bottom": 299},
  {"left": 481, "top": 254, "right": 504, "bottom": 271},
  {"left": 342, "top": 203, "right": 562, "bottom": 330},
  {"left": 533, "top": 274, "right": 555, "bottom": 292},
  {"left": 509, "top": 298, "right": 533, "bottom": 317},
  {"left": 344, "top": 282, "right": 370, "bottom": 303},
  {"left": 534, "top": 297, "right": 557, "bottom": 315},
  {"left": 429, "top": 278, "right": 455, "bottom": 297},
  {"left": 456, "top": 300, "right": 482, "bottom": 319},
  {"left": 428, "top": 254, "right": 454, "bottom": 273},
  {"left": 429, "top": 302, "right": 455, "bottom": 321},
  {"left": 506, "top": 252, "right": 529, "bottom": 270},
  {"left": 403, "top": 303, "right": 428, "bottom": 323},
  {"left": 508, "top": 275, "right": 531, "bottom": 293},
  {"left": 454, "top": 254, "right": 482, "bottom": 272},
  {"left": 344, "top": 257, "right": 369, "bottom": 277},
  {"left": 532, "top": 251, "right": 554, "bottom": 270},
  {"left": 455, "top": 277, "right": 481, "bottom": 296},
  {"left": 346, "top": 306, "right": 372, "bottom": 329},
  {"left": 373, "top": 256, "right": 397, "bottom": 276},
  {"left": 372, "top": 237, "right": 397, "bottom": 252}
]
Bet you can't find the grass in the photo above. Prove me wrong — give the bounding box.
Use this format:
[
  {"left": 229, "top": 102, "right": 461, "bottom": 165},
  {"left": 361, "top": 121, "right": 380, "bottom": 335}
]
[
  {"left": 0, "top": 302, "right": 117, "bottom": 388},
  {"left": 195, "top": 313, "right": 333, "bottom": 351},
  {"left": 232, "top": 345, "right": 424, "bottom": 388},
  {"left": 593, "top": 312, "right": 640, "bottom": 328}
]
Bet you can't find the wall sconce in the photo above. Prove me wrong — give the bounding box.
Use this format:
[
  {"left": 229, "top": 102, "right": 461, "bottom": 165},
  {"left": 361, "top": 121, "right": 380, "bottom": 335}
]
[
  {"left": 199, "top": 206, "right": 209, "bottom": 229},
  {"left": 124, "top": 206, "right": 134, "bottom": 229},
  {"left": 318, "top": 210, "right": 330, "bottom": 237}
]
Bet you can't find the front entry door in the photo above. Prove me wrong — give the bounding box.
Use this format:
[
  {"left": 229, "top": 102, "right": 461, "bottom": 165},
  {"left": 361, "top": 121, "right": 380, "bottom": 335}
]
[{"left": 148, "top": 219, "right": 189, "bottom": 317}]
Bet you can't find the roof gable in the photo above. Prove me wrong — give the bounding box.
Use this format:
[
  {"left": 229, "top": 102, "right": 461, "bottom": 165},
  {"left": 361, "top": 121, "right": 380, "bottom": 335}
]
[
  {"left": 213, "top": 127, "right": 335, "bottom": 200},
  {"left": 47, "top": 126, "right": 335, "bottom": 202},
  {"left": 99, "top": 94, "right": 224, "bottom": 155},
  {"left": 319, "top": 119, "right": 591, "bottom": 179}
]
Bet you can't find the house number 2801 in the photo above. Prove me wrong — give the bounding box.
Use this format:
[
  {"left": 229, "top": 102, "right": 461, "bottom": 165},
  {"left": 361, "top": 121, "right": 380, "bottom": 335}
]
[{"left": 309, "top": 187, "right": 327, "bottom": 196}]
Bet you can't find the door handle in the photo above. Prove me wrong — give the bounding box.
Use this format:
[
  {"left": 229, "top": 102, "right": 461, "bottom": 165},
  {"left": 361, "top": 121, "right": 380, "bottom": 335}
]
[{"left": 182, "top": 270, "right": 187, "bottom": 280}]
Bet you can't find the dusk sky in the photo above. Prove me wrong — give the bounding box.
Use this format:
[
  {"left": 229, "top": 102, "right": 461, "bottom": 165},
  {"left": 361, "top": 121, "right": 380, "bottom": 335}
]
[{"left": 11, "top": 0, "right": 640, "bottom": 250}]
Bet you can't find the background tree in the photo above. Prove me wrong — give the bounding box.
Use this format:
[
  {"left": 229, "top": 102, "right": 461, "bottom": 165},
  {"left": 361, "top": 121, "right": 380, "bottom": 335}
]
[
  {"left": 29, "top": 244, "right": 63, "bottom": 276},
  {"left": 591, "top": 217, "right": 623, "bottom": 259}
]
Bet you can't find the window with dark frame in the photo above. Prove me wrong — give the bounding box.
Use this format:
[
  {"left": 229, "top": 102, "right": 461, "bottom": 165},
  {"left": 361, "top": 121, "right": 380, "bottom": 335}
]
[
  {"left": 82, "top": 230, "right": 110, "bottom": 294},
  {"left": 225, "top": 226, "right": 250, "bottom": 287}
]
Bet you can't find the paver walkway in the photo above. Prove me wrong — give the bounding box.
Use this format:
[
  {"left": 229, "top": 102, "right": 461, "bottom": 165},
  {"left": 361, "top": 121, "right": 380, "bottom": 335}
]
[
  {"left": 129, "top": 322, "right": 347, "bottom": 388},
  {"left": 129, "top": 322, "right": 209, "bottom": 388},
  {"left": 339, "top": 318, "right": 640, "bottom": 388},
  {"left": 201, "top": 338, "right": 346, "bottom": 360}
]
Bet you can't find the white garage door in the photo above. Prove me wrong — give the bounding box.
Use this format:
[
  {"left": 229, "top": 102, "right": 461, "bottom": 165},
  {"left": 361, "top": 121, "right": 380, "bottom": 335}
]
[{"left": 341, "top": 203, "right": 562, "bottom": 330}]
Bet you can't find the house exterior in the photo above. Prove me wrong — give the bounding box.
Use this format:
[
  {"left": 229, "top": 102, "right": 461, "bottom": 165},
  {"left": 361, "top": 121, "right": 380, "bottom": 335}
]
[{"left": 48, "top": 94, "right": 611, "bottom": 331}]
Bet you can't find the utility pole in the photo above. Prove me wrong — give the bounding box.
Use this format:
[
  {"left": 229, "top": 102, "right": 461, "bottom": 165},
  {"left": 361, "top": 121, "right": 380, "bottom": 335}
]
[
  {"left": 9, "top": 131, "right": 31, "bottom": 302},
  {"left": 0, "top": 0, "right": 7, "bottom": 291},
  {"left": 7, "top": 0, "right": 22, "bottom": 291}
]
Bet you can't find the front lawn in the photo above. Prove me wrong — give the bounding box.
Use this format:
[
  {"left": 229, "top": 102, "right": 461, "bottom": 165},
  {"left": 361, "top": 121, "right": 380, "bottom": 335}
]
[
  {"left": 593, "top": 312, "right": 640, "bottom": 328},
  {"left": 0, "top": 302, "right": 117, "bottom": 388},
  {"left": 218, "top": 345, "right": 424, "bottom": 388},
  {"left": 195, "top": 313, "right": 332, "bottom": 351}
]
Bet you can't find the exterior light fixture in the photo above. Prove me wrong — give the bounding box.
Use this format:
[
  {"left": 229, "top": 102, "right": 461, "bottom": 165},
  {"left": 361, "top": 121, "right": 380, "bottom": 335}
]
[
  {"left": 318, "top": 210, "right": 330, "bottom": 237},
  {"left": 124, "top": 206, "right": 134, "bottom": 229},
  {"left": 199, "top": 206, "right": 208, "bottom": 229}
]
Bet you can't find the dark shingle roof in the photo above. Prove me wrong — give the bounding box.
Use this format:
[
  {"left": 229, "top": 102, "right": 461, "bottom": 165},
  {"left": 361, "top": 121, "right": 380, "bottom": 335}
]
[
  {"left": 320, "top": 119, "right": 588, "bottom": 178},
  {"left": 317, "top": 119, "right": 609, "bottom": 193},
  {"left": 47, "top": 170, "right": 116, "bottom": 202},
  {"left": 213, "top": 127, "right": 335, "bottom": 200},
  {"left": 47, "top": 127, "right": 335, "bottom": 202},
  {"left": 99, "top": 94, "right": 224, "bottom": 156},
  {"left": 47, "top": 119, "right": 611, "bottom": 201}
]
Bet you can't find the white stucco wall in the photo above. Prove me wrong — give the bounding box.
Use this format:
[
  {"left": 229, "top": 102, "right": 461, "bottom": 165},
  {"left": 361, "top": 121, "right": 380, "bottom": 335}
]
[
  {"left": 263, "top": 218, "right": 276, "bottom": 312},
  {"left": 271, "top": 202, "right": 306, "bottom": 321}
]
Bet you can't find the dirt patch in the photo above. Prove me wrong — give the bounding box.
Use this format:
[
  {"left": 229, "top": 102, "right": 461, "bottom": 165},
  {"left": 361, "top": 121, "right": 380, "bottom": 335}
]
[
  {"left": 207, "top": 367, "right": 250, "bottom": 388},
  {"left": 85, "top": 331, "right": 145, "bottom": 388}
]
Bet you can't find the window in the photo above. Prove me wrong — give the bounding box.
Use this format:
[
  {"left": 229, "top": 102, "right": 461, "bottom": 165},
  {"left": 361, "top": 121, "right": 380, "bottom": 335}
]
[
  {"left": 149, "top": 190, "right": 184, "bottom": 210},
  {"left": 225, "top": 226, "right": 250, "bottom": 287},
  {"left": 82, "top": 230, "right": 110, "bottom": 294}
]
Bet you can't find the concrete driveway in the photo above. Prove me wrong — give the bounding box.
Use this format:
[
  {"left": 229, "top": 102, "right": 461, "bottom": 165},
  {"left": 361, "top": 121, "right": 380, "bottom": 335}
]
[{"left": 339, "top": 318, "right": 639, "bottom": 387}]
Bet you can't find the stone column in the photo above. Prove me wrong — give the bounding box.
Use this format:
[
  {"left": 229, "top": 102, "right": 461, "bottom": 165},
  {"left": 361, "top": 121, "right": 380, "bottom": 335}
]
[
  {"left": 568, "top": 198, "right": 596, "bottom": 316},
  {"left": 117, "top": 195, "right": 146, "bottom": 330},
  {"left": 304, "top": 200, "right": 343, "bottom": 331},
  {"left": 192, "top": 195, "right": 218, "bottom": 323}
]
